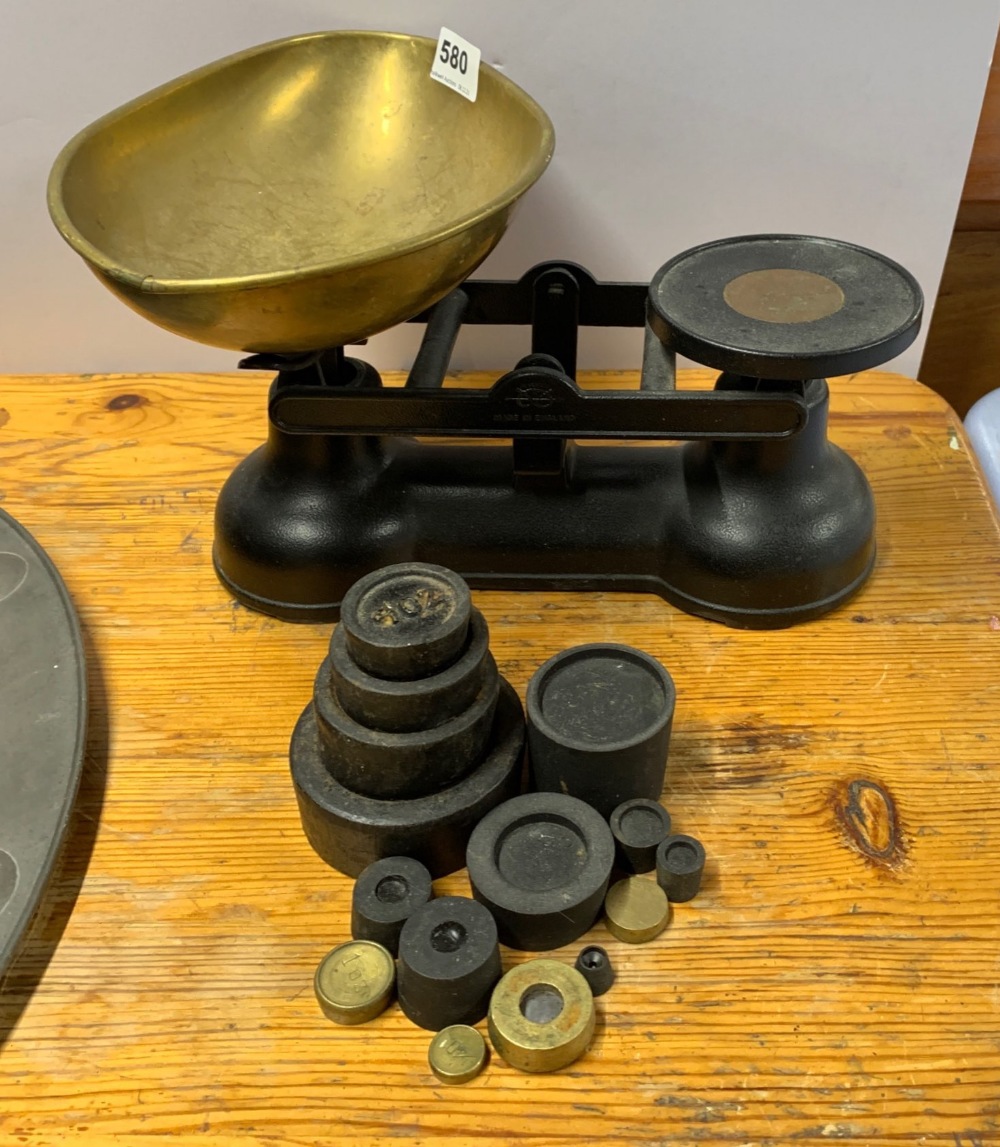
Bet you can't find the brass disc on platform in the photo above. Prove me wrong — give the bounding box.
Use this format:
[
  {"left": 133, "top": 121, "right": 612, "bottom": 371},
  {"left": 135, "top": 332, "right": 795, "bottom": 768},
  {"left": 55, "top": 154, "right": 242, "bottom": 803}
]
[{"left": 647, "top": 234, "right": 923, "bottom": 380}]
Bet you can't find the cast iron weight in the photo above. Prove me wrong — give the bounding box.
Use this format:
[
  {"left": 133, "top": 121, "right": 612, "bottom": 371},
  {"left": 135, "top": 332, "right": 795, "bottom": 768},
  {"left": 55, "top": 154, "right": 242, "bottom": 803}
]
[
  {"left": 656, "top": 834, "right": 706, "bottom": 903},
  {"left": 609, "top": 798, "right": 672, "bottom": 874},
  {"left": 351, "top": 855, "right": 434, "bottom": 956},
  {"left": 574, "top": 945, "right": 615, "bottom": 997},
  {"left": 316, "top": 562, "right": 501, "bottom": 800},
  {"left": 290, "top": 563, "right": 526, "bottom": 877},
  {"left": 527, "top": 645, "right": 675, "bottom": 819},
  {"left": 314, "top": 656, "right": 499, "bottom": 800},
  {"left": 291, "top": 678, "right": 524, "bottom": 878},
  {"left": 397, "top": 896, "right": 502, "bottom": 1031},
  {"left": 339, "top": 562, "right": 471, "bottom": 680},
  {"left": 328, "top": 608, "right": 494, "bottom": 734},
  {"left": 466, "top": 792, "right": 615, "bottom": 951}
]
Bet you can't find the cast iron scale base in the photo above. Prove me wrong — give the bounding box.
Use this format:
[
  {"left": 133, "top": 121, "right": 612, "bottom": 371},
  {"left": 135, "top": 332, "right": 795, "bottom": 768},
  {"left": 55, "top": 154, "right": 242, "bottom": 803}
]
[{"left": 214, "top": 235, "right": 923, "bottom": 629}]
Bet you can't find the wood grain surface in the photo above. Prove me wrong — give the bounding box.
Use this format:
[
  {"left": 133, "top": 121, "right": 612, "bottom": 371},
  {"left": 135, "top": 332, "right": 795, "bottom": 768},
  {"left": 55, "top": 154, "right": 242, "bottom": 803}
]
[
  {"left": 0, "top": 369, "right": 999, "bottom": 1146},
  {"left": 921, "top": 23, "right": 999, "bottom": 409},
  {"left": 920, "top": 230, "right": 1000, "bottom": 416},
  {"left": 955, "top": 23, "right": 1000, "bottom": 231}
]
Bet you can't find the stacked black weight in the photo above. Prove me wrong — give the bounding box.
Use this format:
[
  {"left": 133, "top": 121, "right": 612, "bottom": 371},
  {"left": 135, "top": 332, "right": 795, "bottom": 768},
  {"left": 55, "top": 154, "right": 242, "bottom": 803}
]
[{"left": 291, "top": 564, "right": 525, "bottom": 878}]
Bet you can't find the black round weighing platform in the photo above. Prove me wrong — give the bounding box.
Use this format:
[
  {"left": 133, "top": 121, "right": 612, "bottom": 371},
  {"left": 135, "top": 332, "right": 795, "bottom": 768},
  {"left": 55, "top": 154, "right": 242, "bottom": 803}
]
[{"left": 647, "top": 234, "right": 923, "bottom": 380}]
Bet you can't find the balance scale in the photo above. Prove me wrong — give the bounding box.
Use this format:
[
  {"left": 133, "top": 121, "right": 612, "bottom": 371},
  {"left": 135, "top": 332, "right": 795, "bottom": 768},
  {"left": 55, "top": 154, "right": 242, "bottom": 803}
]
[{"left": 48, "top": 30, "right": 924, "bottom": 630}]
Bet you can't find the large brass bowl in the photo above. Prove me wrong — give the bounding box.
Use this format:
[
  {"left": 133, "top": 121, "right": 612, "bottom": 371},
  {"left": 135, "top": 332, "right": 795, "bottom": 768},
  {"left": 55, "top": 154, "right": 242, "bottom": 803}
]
[{"left": 48, "top": 32, "right": 554, "bottom": 353}]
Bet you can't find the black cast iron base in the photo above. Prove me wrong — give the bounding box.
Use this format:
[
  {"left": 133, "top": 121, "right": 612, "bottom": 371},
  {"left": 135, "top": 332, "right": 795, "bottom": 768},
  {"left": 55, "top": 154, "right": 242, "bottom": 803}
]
[{"left": 214, "top": 376, "right": 875, "bottom": 629}]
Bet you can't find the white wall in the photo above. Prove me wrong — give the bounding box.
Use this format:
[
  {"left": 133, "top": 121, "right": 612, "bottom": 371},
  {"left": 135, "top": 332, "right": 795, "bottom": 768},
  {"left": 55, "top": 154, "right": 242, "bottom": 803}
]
[{"left": 3, "top": 0, "right": 998, "bottom": 378}]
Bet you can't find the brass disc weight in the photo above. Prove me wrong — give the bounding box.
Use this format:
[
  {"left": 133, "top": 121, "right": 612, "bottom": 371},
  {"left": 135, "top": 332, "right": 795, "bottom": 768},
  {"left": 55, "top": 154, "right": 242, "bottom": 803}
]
[{"left": 314, "top": 940, "right": 395, "bottom": 1025}]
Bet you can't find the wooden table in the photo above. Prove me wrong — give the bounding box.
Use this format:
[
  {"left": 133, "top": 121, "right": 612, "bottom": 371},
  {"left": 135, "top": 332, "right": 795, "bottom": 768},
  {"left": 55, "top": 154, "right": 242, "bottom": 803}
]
[{"left": 1, "top": 370, "right": 999, "bottom": 1146}]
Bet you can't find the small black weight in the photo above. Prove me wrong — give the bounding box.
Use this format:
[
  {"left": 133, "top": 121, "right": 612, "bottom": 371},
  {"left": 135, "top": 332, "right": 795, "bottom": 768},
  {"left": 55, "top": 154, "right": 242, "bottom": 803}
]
[
  {"left": 397, "top": 896, "right": 502, "bottom": 1031},
  {"left": 351, "top": 855, "right": 434, "bottom": 956},
  {"left": 609, "top": 798, "right": 671, "bottom": 874},
  {"left": 574, "top": 945, "right": 615, "bottom": 998},
  {"left": 466, "top": 792, "right": 615, "bottom": 951},
  {"left": 340, "top": 562, "right": 471, "bottom": 680},
  {"left": 328, "top": 608, "right": 493, "bottom": 733},
  {"left": 655, "top": 833, "right": 706, "bottom": 903}
]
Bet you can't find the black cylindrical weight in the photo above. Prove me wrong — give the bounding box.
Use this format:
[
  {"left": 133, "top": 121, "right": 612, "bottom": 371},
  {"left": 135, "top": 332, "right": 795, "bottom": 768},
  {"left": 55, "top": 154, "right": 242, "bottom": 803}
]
[
  {"left": 527, "top": 644, "right": 675, "bottom": 818},
  {"left": 397, "top": 896, "right": 502, "bottom": 1031},
  {"left": 291, "top": 680, "right": 525, "bottom": 878},
  {"left": 328, "top": 608, "right": 493, "bottom": 733},
  {"left": 609, "top": 798, "right": 672, "bottom": 874},
  {"left": 574, "top": 945, "right": 615, "bottom": 997},
  {"left": 314, "top": 658, "right": 500, "bottom": 799},
  {"left": 340, "top": 562, "right": 471, "bottom": 680},
  {"left": 466, "top": 792, "right": 615, "bottom": 951},
  {"left": 655, "top": 834, "right": 706, "bottom": 903},
  {"left": 351, "top": 855, "right": 434, "bottom": 956}
]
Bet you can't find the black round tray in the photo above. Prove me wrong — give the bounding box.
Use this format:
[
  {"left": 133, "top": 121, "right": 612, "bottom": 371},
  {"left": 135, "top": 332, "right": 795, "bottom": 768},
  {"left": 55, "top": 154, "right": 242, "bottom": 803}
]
[{"left": 0, "top": 509, "right": 87, "bottom": 976}]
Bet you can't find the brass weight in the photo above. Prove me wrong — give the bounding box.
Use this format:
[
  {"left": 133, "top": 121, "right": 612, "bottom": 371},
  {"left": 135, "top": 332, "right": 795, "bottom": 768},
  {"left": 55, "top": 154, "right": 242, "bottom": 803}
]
[
  {"left": 487, "top": 959, "right": 595, "bottom": 1073},
  {"left": 604, "top": 876, "right": 671, "bottom": 944},
  {"left": 314, "top": 940, "right": 395, "bottom": 1025},
  {"left": 428, "top": 1024, "right": 489, "bottom": 1084}
]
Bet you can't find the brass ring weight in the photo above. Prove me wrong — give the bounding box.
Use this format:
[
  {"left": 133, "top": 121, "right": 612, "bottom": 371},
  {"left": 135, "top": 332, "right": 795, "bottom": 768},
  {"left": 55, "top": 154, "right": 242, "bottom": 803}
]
[
  {"left": 47, "top": 32, "right": 555, "bottom": 354},
  {"left": 487, "top": 960, "right": 596, "bottom": 1073}
]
